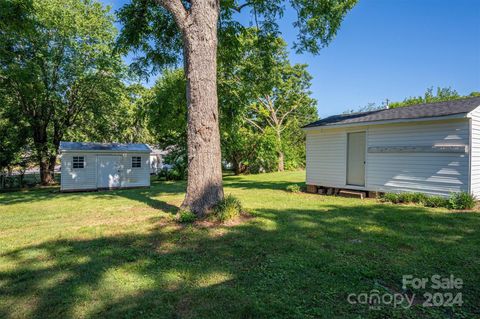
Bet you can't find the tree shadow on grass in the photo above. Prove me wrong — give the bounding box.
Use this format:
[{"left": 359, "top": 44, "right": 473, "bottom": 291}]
[
  {"left": 0, "top": 180, "right": 185, "bottom": 209},
  {"left": 223, "top": 179, "right": 303, "bottom": 191},
  {"left": 1, "top": 202, "right": 479, "bottom": 318}
]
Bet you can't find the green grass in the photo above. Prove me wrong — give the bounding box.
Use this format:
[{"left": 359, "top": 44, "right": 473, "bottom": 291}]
[{"left": 0, "top": 171, "right": 479, "bottom": 318}]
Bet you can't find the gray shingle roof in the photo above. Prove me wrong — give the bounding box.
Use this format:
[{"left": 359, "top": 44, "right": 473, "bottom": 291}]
[
  {"left": 60, "top": 142, "right": 151, "bottom": 152},
  {"left": 304, "top": 96, "right": 480, "bottom": 128}
]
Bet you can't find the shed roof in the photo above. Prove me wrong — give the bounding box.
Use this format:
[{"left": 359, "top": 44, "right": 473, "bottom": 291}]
[
  {"left": 60, "top": 141, "right": 151, "bottom": 152},
  {"left": 304, "top": 96, "right": 480, "bottom": 129}
]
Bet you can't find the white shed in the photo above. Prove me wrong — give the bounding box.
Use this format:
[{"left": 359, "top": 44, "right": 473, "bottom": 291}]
[
  {"left": 303, "top": 97, "right": 480, "bottom": 197},
  {"left": 59, "top": 142, "right": 151, "bottom": 192}
]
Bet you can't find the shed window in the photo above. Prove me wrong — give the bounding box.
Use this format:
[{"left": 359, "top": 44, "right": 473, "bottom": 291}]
[
  {"left": 73, "top": 156, "right": 84, "bottom": 169},
  {"left": 132, "top": 156, "right": 142, "bottom": 168}
]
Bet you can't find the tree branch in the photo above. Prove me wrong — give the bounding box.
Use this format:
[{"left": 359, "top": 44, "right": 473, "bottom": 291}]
[
  {"left": 244, "top": 117, "right": 264, "bottom": 132},
  {"left": 234, "top": 1, "right": 253, "bottom": 12},
  {"left": 155, "top": 0, "right": 188, "bottom": 30}
]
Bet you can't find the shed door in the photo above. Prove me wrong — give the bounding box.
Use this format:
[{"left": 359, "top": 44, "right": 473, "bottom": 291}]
[
  {"left": 97, "top": 156, "right": 122, "bottom": 188},
  {"left": 347, "top": 132, "right": 366, "bottom": 186}
]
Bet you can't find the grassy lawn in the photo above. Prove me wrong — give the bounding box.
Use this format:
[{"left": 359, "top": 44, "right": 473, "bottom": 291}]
[{"left": 1, "top": 171, "right": 479, "bottom": 318}]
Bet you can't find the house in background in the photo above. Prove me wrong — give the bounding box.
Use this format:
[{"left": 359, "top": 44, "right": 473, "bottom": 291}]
[
  {"left": 59, "top": 142, "right": 151, "bottom": 192},
  {"left": 149, "top": 148, "right": 169, "bottom": 174},
  {"left": 303, "top": 97, "right": 480, "bottom": 198}
]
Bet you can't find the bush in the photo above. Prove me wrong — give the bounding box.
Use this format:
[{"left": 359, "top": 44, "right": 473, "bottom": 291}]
[
  {"left": 380, "top": 193, "right": 400, "bottom": 204},
  {"left": 424, "top": 196, "right": 448, "bottom": 208},
  {"left": 410, "top": 192, "right": 428, "bottom": 204},
  {"left": 213, "top": 195, "right": 243, "bottom": 222},
  {"left": 448, "top": 192, "right": 476, "bottom": 210},
  {"left": 397, "top": 192, "right": 415, "bottom": 203},
  {"left": 178, "top": 210, "right": 196, "bottom": 223},
  {"left": 286, "top": 184, "right": 301, "bottom": 193},
  {"left": 396, "top": 192, "right": 428, "bottom": 204},
  {"left": 381, "top": 191, "right": 476, "bottom": 210}
]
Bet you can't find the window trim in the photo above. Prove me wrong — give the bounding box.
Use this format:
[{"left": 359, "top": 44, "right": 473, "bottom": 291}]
[
  {"left": 72, "top": 156, "right": 85, "bottom": 169},
  {"left": 132, "top": 156, "right": 142, "bottom": 168}
]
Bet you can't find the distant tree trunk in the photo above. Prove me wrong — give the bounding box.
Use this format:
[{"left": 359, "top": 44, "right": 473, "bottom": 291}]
[
  {"left": 33, "top": 125, "right": 54, "bottom": 185},
  {"left": 232, "top": 156, "right": 247, "bottom": 175},
  {"left": 232, "top": 158, "right": 240, "bottom": 175},
  {"left": 278, "top": 151, "right": 285, "bottom": 172},
  {"left": 48, "top": 134, "right": 62, "bottom": 183},
  {"left": 276, "top": 130, "right": 284, "bottom": 172},
  {"left": 180, "top": 1, "right": 224, "bottom": 215},
  {"left": 39, "top": 160, "right": 53, "bottom": 185},
  {"left": 48, "top": 154, "right": 57, "bottom": 182}
]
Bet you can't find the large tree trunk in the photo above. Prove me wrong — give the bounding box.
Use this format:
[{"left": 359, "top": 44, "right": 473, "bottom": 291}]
[
  {"left": 181, "top": 1, "right": 224, "bottom": 215},
  {"left": 39, "top": 160, "right": 53, "bottom": 185}
]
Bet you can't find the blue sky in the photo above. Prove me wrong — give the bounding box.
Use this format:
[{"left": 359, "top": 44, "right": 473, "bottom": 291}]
[{"left": 101, "top": 0, "right": 480, "bottom": 117}]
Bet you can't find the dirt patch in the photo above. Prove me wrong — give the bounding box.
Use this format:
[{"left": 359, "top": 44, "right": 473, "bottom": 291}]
[{"left": 194, "top": 212, "right": 253, "bottom": 228}]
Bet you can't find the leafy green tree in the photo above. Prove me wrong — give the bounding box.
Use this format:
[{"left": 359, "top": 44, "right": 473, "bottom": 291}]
[
  {"left": 219, "top": 30, "right": 317, "bottom": 173},
  {"left": 117, "top": 0, "right": 357, "bottom": 214},
  {"left": 0, "top": 96, "right": 29, "bottom": 188},
  {"left": 67, "top": 83, "right": 153, "bottom": 145},
  {"left": 389, "top": 87, "right": 461, "bottom": 108},
  {"left": 344, "top": 88, "right": 480, "bottom": 114},
  {"left": 145, "top": 69, "right": 187, "bottom": 149},
  {"left": 0, "top": 0, "right": 123, "bottom": 184}
]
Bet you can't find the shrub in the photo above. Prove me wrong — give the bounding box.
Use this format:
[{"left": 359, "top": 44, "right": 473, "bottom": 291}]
[
  {"left": 380, "top": 193, "right": 400, "bottom": 204},
  {"left": 396, "top": 192, "right": 428, "bottom": 204},
  {"left": 448, "top": 192, "right": 476, "bottom": 210},
  {"left": 424, "top": 196, "right": 448, "bottom": 208},
  {"left": 286, "top": 184, "right": 301, "bottom": 193},
  {"left": 410, "top": 192, "right": 428, "bottom": 204},
  {"left": 397, "top": 192, "right": 415, "bottom": 203},
  {"left": 213, "top": 195, "right": 243, "bottom": 222},
  {"left": 381, "top": 191, "right": 476, "bottom": 210},
  {"left": 178, "top": 210, "right": 196, "bottom": 223}
]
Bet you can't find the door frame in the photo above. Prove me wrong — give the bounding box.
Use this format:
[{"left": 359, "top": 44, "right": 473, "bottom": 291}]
[
  {"left": 345, "top": 130, "right": 367, "bottom": 187},
  {"left": 96, "top": 155, "right": 122, "bottom": 189}
]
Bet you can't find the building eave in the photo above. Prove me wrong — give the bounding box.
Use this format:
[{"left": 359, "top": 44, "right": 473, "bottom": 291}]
[{"left": 302, "top": 113, "right": 469, "bottom": 131}]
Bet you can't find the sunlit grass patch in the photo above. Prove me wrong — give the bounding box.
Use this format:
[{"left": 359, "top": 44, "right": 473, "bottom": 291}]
[{"left": 0, "top": 171, "right": 479, "bottom": 318}]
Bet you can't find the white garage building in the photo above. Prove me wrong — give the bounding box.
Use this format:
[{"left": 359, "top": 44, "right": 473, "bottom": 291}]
[
  {"left": 60, "top": 142, "right": 151, "bottom": 192},
  {"left": 303, "top": 97, "right": 480, "bottom": 197}
]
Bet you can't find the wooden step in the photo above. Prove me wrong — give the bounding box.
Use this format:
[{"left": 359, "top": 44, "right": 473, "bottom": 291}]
[{"left": 338, "top": 190, "right": 366, "bottom": 199}]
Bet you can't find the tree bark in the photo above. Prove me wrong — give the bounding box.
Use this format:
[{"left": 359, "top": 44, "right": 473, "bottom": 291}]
[
  {"left": 32, "top": 124, "right": 54, "bottom": 185},
  {"left": 48, "top": 154, "right": 57, "bottom": 182},
  {"left": 180, "top": 1, "right": 224, "bottom": 215},
  {"left": 276, "top": 129, "right": 284, "bottom": 172},
  {"left": 278, "top": 151, "right": 285, "bottom": 172},
  {"left": 39, "top": 160, "right": 53, "bottom": 185}
]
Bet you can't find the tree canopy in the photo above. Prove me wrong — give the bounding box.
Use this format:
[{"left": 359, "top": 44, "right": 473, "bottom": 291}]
[
  {"left": 0, "top": 0, "right": 125, "bottom": 183},
  {"left": 117, "top": 0, "right": 357, "bottom": 75}
]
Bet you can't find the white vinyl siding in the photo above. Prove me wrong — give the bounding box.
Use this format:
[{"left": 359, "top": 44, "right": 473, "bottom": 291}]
[
  {"left": 469, "top": 107, "right": 480, "bottom": 198},
  {"left": 306, "top": 129, "right": 347, "bottom": 187},
  {"left": 61, "top": 153, "right": 97, "bottom": 190},
  {"left": 367, "top": 119, "right": 469, "bottom": 196},
  {"left": 306, "top": 118, "right": 471, "bottom": 197},
  {"left": 61, "top": 152, "right": 150, "bottom": 191},
  {"left": 125, "top": 155, "right": 150, "bottom": 187}
]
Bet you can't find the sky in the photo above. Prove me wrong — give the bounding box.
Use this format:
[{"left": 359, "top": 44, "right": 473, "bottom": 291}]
[{"left": 100, "top": 0, "right": 480, "bottom": 118}]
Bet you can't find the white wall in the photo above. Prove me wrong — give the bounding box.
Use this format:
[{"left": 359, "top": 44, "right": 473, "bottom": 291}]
[
  {"left": 306, "top": 118, "right": 471, "bottom": 196},
  {"left": 469, "top": 107, "right": 480, "bottom": 198},
  {"left": 306, "top": 129, "right": 346, "bottom": 187},
  {"left": 124, "top": 154, "right": 150, "bottom": 188},
  {"left": 61, "top": 152, "right": 150, "bottom": 191},
  {"left": 61, "top": 153, "right": 97, "bottom": 191}
]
